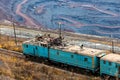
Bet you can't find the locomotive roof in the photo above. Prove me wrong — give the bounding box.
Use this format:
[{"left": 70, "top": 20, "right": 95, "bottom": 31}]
[
  {"left": 24, "top": 38, "right": 105, "bottom": 57},
  {"left": 101, "top": 54, "right": 120, "bottom": 64},
  {"left": 53, "top": 45, "right": 105, "bottom": 57}
]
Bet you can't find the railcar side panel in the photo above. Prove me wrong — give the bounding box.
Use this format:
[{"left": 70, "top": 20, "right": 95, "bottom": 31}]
[
  {"left": 22, "top": 44, "right": 35, "bottom": 56},
  {"left": 22, "top": 44, "right": 48, "bottom": 58},
  {"left": 100, "top": 60, "right": 119, "bottom": 77},
  {"left": 37, "top": 45, "right": 48, "bottom": 58},
  {"left": 49, "top": 48, "right": 99, "bottom": 72}
]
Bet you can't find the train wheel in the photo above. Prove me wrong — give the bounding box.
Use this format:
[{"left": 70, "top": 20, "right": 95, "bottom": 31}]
[
  {"left": 101, "top": 75, "right": 110, "bottom": 80},
  {"left": 24, "top": 54, "right": 28, "bottom": 58},
  {"left": 109, "top": 76, "right": 115, "bottom": 80},
  {"left": 24, "top": 55, "right": 30, "bottom": 61},
  {"left": 101, "top": 74, "right": 106, "bottom": 80}
]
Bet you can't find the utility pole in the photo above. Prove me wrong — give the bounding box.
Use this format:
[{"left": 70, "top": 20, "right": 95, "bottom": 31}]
[
  {"left": 58, "top": 22, "right": 62, "bottom": 39},
  {"left": 111, "top": 34, "right": 114, "bottom": 53},
  {"left": 11, "top": 5, "right": 17, "bottom": 46},
  {"left": 112, "top": 40, "right": 114, "bottom": 53},
  {"left": 0, "top": 27, "right": 1, "bottom": 43},
  {"left": 13, "top": 18, "right": 17, "bottom": 46}
]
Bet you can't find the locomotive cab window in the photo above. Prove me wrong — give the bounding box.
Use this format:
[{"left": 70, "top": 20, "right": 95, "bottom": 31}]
[
  {"left": 26, "top": 45, "right": 28, "bottom": 48},
  {"left": 71, "top": 55, "right": 74, "bottom": 58},
  {"left": 44, "top": 44, "right": 47, "bottom": 47},
  {"left": 41, "top": 44, "right": 47, "bottom": 47},
  {"left": 109, "top": 62, "right": 112, "bottom": 66},
  {"left": 36, "top": 47, "right": 37, "bottom": 50},
  {"left": 84, "top": 58, "right": 88, "bottom": 62},
  {"left": 41, "top": 44, "right": 43, "bottom": 46}
]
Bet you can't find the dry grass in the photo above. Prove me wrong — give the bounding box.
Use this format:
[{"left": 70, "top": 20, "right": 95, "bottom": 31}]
[
  {"left": 0, "top": 53, "right": 101, "bottom": 80},
  {"left": 0, "top": 35, "right": 25, "bottom": 52}
]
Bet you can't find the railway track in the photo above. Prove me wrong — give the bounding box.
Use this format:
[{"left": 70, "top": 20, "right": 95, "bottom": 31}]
[{"left": 0, "top": 48, "right": 24, "bottom": 59}]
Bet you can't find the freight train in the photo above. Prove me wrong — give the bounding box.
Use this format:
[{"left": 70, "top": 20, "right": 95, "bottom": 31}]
[{"left": 22, "top": 33, "right": 120, "bottom": 79}]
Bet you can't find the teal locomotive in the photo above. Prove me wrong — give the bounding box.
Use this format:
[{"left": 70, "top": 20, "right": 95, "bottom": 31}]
[{"left": 22, "top": 33, "right": 120, "bottom": 79}]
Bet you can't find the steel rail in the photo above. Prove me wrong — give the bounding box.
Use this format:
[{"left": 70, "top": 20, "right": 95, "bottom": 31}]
[{"left": 0, "top": 48, "right": 24, "bottom": 59}]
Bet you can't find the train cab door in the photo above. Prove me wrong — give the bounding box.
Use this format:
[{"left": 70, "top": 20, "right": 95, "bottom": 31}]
[
  {"left": 33, "top": 48, "right": 35, "bottom": 56},
  {"left": 33, "top": 46, "right": 38, "bottom": 56},
  {"left": 97, "top": 57, "right": 100, "bottom": 68}
]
